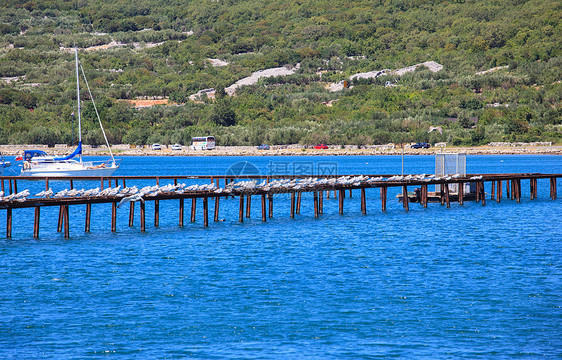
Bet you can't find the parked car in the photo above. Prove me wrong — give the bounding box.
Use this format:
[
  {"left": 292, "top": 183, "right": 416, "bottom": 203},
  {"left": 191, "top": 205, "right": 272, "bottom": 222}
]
[
  {"left": 314, "top": 144, "right": 329, "bottom": 149},
  {"left": 171, "top": 144, "right": 182, "bottom": 151},
  {"left": 257, "top": 144, "right": 270, "bottom": 150},
  {"left": 151, "top": 143, "right": 162, "bottom": 150},
  {"left": 411, "top": 142, "right": 431, "bottom": 149}
]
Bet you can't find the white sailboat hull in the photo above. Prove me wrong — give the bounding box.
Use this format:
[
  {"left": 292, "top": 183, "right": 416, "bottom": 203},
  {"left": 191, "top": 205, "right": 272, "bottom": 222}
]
[{"left": 20, "top": 161, "right": 119, "bottom": 177}]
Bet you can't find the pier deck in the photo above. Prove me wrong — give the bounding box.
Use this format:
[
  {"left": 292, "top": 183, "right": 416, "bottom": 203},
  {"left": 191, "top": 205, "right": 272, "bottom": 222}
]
[{"left": 1, "top": 173, "right": 559, "bottom": 238}]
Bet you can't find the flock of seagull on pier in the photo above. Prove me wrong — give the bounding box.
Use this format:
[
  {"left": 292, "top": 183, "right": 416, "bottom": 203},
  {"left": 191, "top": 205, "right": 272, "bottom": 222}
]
[{"left": 0, "top": 174, "right": 481, "bottom": 204}]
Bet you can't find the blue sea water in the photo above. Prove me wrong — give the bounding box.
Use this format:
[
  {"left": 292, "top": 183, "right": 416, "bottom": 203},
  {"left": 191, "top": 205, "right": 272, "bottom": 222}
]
[{"left": 0, "top": 155, "right": 561, "bottom": 359}]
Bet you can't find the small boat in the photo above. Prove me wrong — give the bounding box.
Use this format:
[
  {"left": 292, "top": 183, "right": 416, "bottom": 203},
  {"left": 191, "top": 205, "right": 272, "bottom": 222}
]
[
  {"left": 19, "top": 48, "right": 120, "bottom": 177},
  {"left": 0, "top": 152, "right": 11, "bottom": 176}
]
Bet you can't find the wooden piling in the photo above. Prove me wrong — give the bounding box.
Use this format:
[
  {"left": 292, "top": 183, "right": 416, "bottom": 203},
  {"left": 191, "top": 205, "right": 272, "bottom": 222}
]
[
  {"left": 57, "top": 205, "right": 63, "bottom": 232},
  {"left": 70, "top": 179, "right": 74, "bottom": 190},
  {"left": 440, "top": 185, "right": 445, "bottom": 205},
  {"left": 491, "top": 181, "right": 495, "bottom": 200},
  {"left": 191, "top": 198, "right": 196, "bottom": 223},
  {"left": 239, "top": 195, "right": 244, "bottom": 222},
  {"left": 203, "top": 197, "right": 208, "bottom": 227},
  {"left": 458, "top": 182, "right": 464, "bottom": 205},
  {"left": 517, "top": 179, "right": 522, "bottom": 202},
  {"left": 550, "top": 177, "right": 557, "bottom": 200},
  {"left": 85, "top": 204, "right": 91, "bottom": 232},
  {"left": 444, "top": 182, "right": 451, "bottom": 208},
  {"left": 361, "top": 188, "right": 366, "bottom": 215},
  {"left": 349, "top": 189, "right": 352, "bottom": 198},
  {"left": 319, "top": 190, "right": 324, "bottom": 214},
  {"left": 128, "top": 203, "right": 134, "bottom": 227},
  {"left": 268, "top": 194, "right": 273, "bottom": 218},
  {"left": 314, "top": 191, "right": 319, "bottom": 218},
  {"left": 338, "top": 189, "right": 344, "bottom": 214},
  {"left": 476, "top": 181, "right": 481, "bottom": 202},
  {"left": 261, "top": 194, "right": 267, "bottom": 222},
  {"left": 296, "top": 192, "right": 302, "bottom": 215},
  {"left": 1, "top": 179, "right": 4, "bottom": 193},
  {"left": 33, "top": 207, "right": 40, "bottom": 239},
  {"left": 481, "top": 181, "right": 486, "bottom": 206},
  {"left": 6, "top": 208, "right": 12, "bottom": 238},
  {"left": 402, "top": 185, "right": 409, "bottom": 211},
  {"left": 111, "top": 202, "right": 117, "bottom": 232},
  {"left": 246, "top": 195, "right": 251, "bottom": 218},
  {"left": 9, "top": 179, "right": 13, "bottom": 194},
  {"left": 63, "top": 205, "right": 69, "bottom": 239},
  {"left": 421, "top": 184, "right": 428, "bottom": 208},
  {"left": 290, "top": 192, "right": 295, "bottom": 218},
  {"left": 154, "top": 200, "right": 159, "bottom": 227},
  {"left": 13, "top": 179, "right": 17, "bottom": 194},
  {"left": 497, "top": 180, "right": 502, "bottom": 203},
  {"left": 506, "top": 180, "right": 510, "bottom": 199},
  {"left": 140, "top": 200, "right": 146, "bottom": 232},
  {"left": 179, "top": 198, "right": 184, "bottom": 226},
  {"left": 214, "top": 197, "right": 220, "bottom": 222},
  {"left": 380, "top": 186, "right": 387, "bottom": 212}
]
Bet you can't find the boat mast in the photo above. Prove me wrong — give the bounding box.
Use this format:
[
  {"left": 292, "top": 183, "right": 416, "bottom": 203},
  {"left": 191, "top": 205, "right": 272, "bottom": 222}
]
[{"left": 75, "top": 47, "right": 82, "bottom": 163}]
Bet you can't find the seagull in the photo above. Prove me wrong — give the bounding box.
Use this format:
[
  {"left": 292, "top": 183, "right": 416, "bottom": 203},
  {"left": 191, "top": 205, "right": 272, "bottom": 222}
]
[
  {"left": 35, "top": 188, "right": 53, "bottom": 198},
  {"left": 83, "top": 187, "right": 100, "bottom": 197},
  {"left": 117, "top": 193, "right": 144, "bottom": 209},
  {"left": 54, "top": 189, "right": 69, "bottom": 198}
]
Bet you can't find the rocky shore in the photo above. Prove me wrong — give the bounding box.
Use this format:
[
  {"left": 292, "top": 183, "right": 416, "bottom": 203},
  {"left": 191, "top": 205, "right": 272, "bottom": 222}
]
[{"left": 1, "top": 144, "right": 561, "bottom": 157}]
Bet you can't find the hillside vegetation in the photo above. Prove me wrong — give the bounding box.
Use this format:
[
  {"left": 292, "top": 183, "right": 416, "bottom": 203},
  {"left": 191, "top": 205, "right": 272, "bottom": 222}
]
[{"left": 0, "top": 0, "right": 561, "bottom": 147}]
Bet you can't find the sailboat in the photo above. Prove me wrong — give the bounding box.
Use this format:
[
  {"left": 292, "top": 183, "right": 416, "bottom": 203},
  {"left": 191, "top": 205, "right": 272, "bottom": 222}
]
[{"left": 20, "top": 48, "right": 120, "bottom": 177}]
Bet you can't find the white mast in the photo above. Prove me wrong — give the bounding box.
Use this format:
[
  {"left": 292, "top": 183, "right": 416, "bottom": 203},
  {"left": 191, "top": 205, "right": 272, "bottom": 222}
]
[{"left": 74, "top": 47, "right": 82, "bottom": 162}]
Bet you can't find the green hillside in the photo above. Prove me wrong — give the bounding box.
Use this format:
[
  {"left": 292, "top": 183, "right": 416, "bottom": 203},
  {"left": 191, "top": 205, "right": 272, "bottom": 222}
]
[{"left": 0, "top": 0, "right": 561, "bottom": 146}]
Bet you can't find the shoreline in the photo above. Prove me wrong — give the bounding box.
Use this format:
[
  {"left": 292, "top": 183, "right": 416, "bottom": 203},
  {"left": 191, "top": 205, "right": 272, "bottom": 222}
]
[{"left": 1, "top": 145, "right": 561, "bottom": 157}]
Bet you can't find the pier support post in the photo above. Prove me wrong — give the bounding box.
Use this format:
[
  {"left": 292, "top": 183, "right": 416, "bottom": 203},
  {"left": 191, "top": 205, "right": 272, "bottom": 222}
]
[
  {"left": 360, "top": 188, "right": 366, "bottom": 214},
  {"left": 33, "top": 206, "right": 40, "bottom": 239},
  {"left": 421, "top": 184, "right": 428, "bottom": 208},
  {"left": 261, "top": 194, "right": 267, "bottom": 222},
  {"left": 85, "top": 204, "right": 92, "bottom": 232},
  {"left": 246, "top": 195, "right": 251, "bottom": 219},
  {"left": 515, "top": 179, "right": 521, "bottom": 203},
  {"left": 290, "top": 192, "right": 295, "bottom": 218},
  {"left": 476, "top": 181, "right": 481, "bottom": 202},
  {"left": 268, "top": 194, "right": 273, "bottom": 218},
  {"left": 338, "top": 189, "right": 344, "bottom": 214},
  {"left": 349, "top": 189, "right": 352, "bottom": 198},
  {"left": 440, "top": 185, "right": 445, "bottom": 205},
  {"left": 319, "top": 190, "right": 324, "bottom": 214},
  {"left": 380, "top": 186, "right": 387, "bottom": 212},
  {"left": 402, "top": 185, "right": 409, "bottom": 211},
  {"left": 314, "top": 191, "right": 319, "bottom": 218},
  {"left": 191, "top": 198, "right": 196, "bottom": 223},
  {"left": 481, "top": 181, "right": 486, "bottom": 206},
  {"left": 550, "top": 177, "right": 557, "bottom": 200},
  {"left": 203, "top": 197, "right": 208, "bottom": 227},
  {"left": 497, "top": 181, "right": 502, "bottom": 203},
  {"left": 129, "top": 202, "right": 134, "bottom": 227},
  {"left": 6, "top": 208, "right": 12, "bottom": 238},
  {"left": 154, "top": 200, "right": 160, "bottom": 227},
  {"left": 506, "top": 180, "right": 510, "bottom": 199},
  {"left": 214, "top": 197, "right": 220, "bottom": 222},
  {"left": 140, "top": 200, "right": 146, "bottom": 232},
  {"left": 57, "top": 205, "right": 63, "bottom": 233},
  {"left": 458, "top": 182, "right": 464, "bottom": 205},
  {"left": 239, "top": 195, "right": 244, "bottom": 223},
  {"left": 491, "top": 181, "right": 495, "bottom": 200},
  {"left": 296, "top": 192, "right": 302, "bottom": 215},
  {"left": 445, "top": 183, "right": 451, "bottom": 208},
  {"left": 63, "top": 205, "right": 69, "bottom": 239},
  {"left": 179, "top": 198, "right": 184, "bottom": 226},
  {"left": 111, "top": 202, "right": 117, "bottom": 232}
]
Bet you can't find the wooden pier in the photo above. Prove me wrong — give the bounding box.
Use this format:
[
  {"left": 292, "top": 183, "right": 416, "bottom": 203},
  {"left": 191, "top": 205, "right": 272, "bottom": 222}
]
[{"left": 0, "top": 173, "right": 559, "bottom": 239}]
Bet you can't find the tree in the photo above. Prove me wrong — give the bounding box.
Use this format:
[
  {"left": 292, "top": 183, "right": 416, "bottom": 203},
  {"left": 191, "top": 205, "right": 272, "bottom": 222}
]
[{"left": 210, "top": 98, "right": 237, "bottom": 126}]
